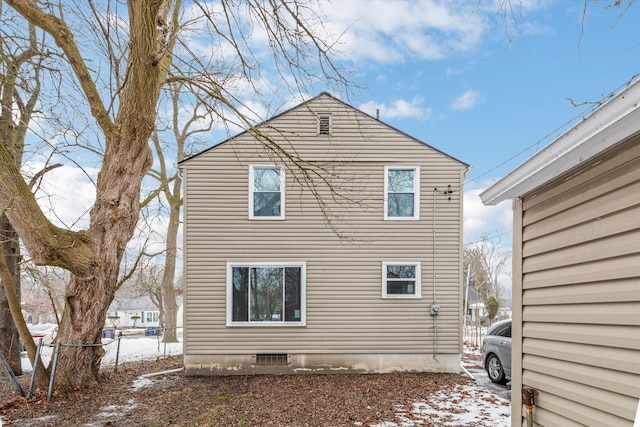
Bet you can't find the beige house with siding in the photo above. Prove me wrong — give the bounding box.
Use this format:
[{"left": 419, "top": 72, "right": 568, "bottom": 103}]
[
  {"left": 481, "top": 80, "right": 640, "bottom": 426},
  {"left": 179, "top": 92, "right": 468, "bottom": 375}
]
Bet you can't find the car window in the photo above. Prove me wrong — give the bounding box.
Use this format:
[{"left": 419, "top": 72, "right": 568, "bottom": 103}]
[
  {"left": 498, "top": 325, "right": 511, "bottom": 338},
  {"left": 490, "top": 322, "right": 511, "bottom": 338}
]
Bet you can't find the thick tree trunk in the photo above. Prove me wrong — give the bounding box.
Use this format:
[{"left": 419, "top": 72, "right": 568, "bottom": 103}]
[
  {"left": 0, "top": 214, "right": 21, "bottom": 375},
  {"left": 54, "top": 125, "right": 154, "bottom": 387},
  {"left": 42, "top": 1, "right": 166, "bottom": 388}
]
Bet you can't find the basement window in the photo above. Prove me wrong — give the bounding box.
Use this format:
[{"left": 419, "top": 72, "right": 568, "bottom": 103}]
[
  {"left": 255, "top": 354, "right": 289, "bottom": 366},
  {"left": 318, "top": 114, "right": 331, "bottom": 135}
]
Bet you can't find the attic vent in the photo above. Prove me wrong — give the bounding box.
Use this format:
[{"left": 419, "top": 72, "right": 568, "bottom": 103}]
[
  {"left": 318, "top": 115, "right": 331, "bottom": 135},
  {"left": 255, "top": 353, "right": 289, "bottom": 366}
]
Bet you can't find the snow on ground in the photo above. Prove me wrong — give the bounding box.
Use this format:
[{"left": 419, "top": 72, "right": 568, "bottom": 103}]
[
  {"left": 369, "top": 383, "right": 511, "bottom": 427},
  {"left": 21, "top": 332, "right": 183, "bottom": 372},
  {"left": 101, "top": 335, "right": 183, "bottom": 366}
]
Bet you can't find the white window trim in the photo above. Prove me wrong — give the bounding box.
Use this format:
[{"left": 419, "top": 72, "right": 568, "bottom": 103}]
[
  {"left": 382, "top": 261, "right": 422, "bottom": 299},
  {"left": 249, "top": 164, "right": 285, "bottom": 220},
  {"left": 317, "top": 114, "right": 332, "bottom": 136},
  {"left": 384, "top": 166, "right": 420, "bottom": 220},
  {"left": 226, "top": 261, "right": 307, "bottom": 327}
]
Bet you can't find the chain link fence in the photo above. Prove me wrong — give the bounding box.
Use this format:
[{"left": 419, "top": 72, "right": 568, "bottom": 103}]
[
  {"left": 0, "top": 326, "right": 183, "bottom": 403},
  {"left": 0, "top": 350, "right": 25, "bottom": 399}
]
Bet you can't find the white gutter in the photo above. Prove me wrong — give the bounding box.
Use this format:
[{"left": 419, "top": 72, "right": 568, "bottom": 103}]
[{"left": 480, "top": 79, "right": 640, "bottom": 205}]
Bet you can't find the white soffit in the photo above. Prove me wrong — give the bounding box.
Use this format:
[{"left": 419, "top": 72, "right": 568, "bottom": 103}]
[{"left": 480, "top": 79, "right": 640, "bottom": 206}]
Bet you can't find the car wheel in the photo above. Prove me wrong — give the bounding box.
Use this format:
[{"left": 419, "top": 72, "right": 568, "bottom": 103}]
[{"left": 486, "top": 354, "right": 506, "bottom": 384}]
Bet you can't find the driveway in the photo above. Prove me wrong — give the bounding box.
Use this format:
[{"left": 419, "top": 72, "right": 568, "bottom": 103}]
[{"left": 465, "top": 364, "right": 511, "bottom": 400}]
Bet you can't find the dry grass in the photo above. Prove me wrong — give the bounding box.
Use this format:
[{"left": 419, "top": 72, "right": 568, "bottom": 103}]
[{"left": 1, "top": 356, "right": 472, "bottom": 426}]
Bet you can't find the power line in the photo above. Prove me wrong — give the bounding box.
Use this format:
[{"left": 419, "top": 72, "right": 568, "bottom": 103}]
[
  {"left": 459, "top": 75, "right": 640, "bottom": 190},
  {"left": 464, "top": 230, "right": 512, "bottom": 247}
]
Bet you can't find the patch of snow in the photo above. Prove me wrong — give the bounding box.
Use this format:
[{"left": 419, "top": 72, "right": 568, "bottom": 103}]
[
  {"left": 131, "top": 376, "right": 154, "bottom": 391},
  {"left": 83, "top": 400, "right": 137, "bottom": 427},
  {"left": 371, "top": 383, "right": 510, "bottom": 427},
  {"left": 4, "top": 414, "right": 58, "bottom": 426}
]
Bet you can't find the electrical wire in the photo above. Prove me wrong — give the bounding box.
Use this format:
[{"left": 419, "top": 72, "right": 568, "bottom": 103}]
[{"left": 454, "top": 75, "right": 640, "bottom": 192}]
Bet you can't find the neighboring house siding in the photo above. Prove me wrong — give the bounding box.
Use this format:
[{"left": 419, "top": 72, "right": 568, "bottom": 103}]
[
  {"left": 181, "top": 94, "right": 466, "bottom": 374},
  {"left": 517, "top": 139, "right": 640, "bottom": 426}
]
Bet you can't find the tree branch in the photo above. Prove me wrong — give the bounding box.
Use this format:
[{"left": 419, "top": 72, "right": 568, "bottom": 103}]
[
  {"left": 0, "top": 142, "right": 95, "bottom": 275},
  {"left": 5, "top": 0, "right": 116, "bottom": 140}
]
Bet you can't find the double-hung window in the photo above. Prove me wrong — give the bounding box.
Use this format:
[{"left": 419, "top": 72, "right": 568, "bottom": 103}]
[
  {"left": 249, "top": 165, "right": 284, "bottom": 219},
  {"left": 382, "top": 262, "right": 421, "bottom": 298},
  {"left": 145, "top": 311, "right": 159, "bottom": 323},
  {"left": 384, "top": 166, "right": 419, "bottom": 219},
  {"left": 227, "top": 262, "right": 306, "bottom": 326}
]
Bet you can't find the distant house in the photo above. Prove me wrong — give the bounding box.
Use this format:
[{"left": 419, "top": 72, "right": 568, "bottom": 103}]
[
  {"left": 462, "top": 286, "right": 486, "bottom": 322},
  {"left": 179, "top": 92, "right": 468, "bottom": 375},
  {"left": 106, "top": 295, "right": 161, "bottom": 329},
  {"left": 481, "top": 80, "right": 640, "bottom": 426}
]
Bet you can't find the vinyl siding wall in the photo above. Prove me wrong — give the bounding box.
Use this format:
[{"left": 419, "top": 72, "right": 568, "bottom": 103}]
[
  {"left": 515, "top": 139, "right": 640, "bottom": 426},
  {"left": 181, "top": 95, "right": 466, "bottom": 374}
]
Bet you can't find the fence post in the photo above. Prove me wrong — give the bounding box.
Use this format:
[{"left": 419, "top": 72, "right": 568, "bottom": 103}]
[
  {"left": 114, "top": 333, "right": 122, "bottom": 373},
  {"left": 47, "top": 342, "right": 61, "bottom": 402},
  {"left": 0, "top": 350, "right": 25, "bottom": 397},
  {"left": 27, "top": 338, "right": 43, "bottom": 399}
]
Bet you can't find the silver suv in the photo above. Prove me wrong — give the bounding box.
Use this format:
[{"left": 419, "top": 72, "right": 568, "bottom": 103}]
[{"left": 480, "top": 319, "right": 511, "bottom": 384}]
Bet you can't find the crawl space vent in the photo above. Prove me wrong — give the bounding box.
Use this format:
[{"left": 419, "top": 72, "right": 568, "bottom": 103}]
[{"left": 255, "top": 353, "right": 289, "bottom": 366}]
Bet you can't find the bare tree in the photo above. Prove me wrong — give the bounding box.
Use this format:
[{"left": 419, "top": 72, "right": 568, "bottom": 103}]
[
  {"left": 141, "top": 82, "right": 214, "bottom": 343},
  {"left": 1, "top": 0, "right": 349, "bottom": 388},
  {"left": 463, "top": 236, "right": 509, "bottom": 345},
  {"left": 0, "top": 4, "right": 45, "bottom": 375},
  {"left": 464, "top": 236, "right": 508, "bottom": 303}
]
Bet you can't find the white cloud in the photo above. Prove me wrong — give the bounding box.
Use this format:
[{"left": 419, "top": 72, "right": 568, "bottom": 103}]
[
  {"left": 320, "top": 0, "right": 487, "bottom": 63},
  {"left": 450, "top": 89, "right": 482, "bottom": 111},
  {"left": 25, "top": 163, "right": 97, "bottom": 230},
  {"left": 359, "top": 96, "right": 432, "bottom": 120},
  {"left": 463, "top": 181, "right": 512, "bottom": 244}
]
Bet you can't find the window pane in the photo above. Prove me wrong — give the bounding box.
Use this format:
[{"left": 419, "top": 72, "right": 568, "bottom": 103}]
[
  {"left": 387, "top": 193, "right": 414, "bottom": 217},
  {"left": 386, "top": 265, "right": 416, "bottom": 279},
  {"left": 387, "top": 280, "right": 416, "bottom": 295},
  {"left": 232, "top": 267, "right": 249, "bottom": 321},
  {"left": 250, "top": 267, "right": 283, "bottom": 321},
  {"left": 254, "top": 168, "right": 280, "bottom": 191},
  {"left": 388, "top": 169, "right": 414, "bottom": 192},
  {"left": 253, "top": 192, "right": 281, "bottom": 216},
  {"left": 284, "top": 267, "right": 301, "bottom": 321}
]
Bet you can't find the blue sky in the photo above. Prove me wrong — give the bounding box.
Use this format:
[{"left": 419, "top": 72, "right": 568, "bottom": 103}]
[
  {"left": 320, "top": 0, "right": 640, "bottom": 244},
  {"left": 29, "top": 1, "right": 640, "bottom": 262}
]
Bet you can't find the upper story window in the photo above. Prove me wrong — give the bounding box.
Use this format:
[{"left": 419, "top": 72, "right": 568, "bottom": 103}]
[
  {"left": 249, "top": 165, "right": 284, "bottom": 219},
  {"left": 384, "top": 166, "right": 419, "bottom": 220},
  {"left": 227, "top": 262, "right": 306, "bottom": 326},
  {"left": 382, "top": 262, "right": 421, "bottom": 298},
  {"left": 318, "top": 114, "right": 331, "bottom": 135}
]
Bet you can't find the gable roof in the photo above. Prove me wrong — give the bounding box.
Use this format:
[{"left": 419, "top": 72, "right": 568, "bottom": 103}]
[
  {"left": 179, "top": 92, "right": 468, "bottom": 168},
  {"left": 481, "top": 79, "right": 640, "bottom": 205}
]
